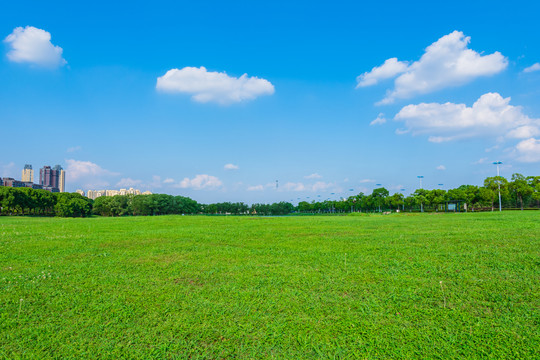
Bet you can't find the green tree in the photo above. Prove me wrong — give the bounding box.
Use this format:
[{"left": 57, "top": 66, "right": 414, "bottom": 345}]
[{"left": 509, "top": 173, "right": 533, "bottom": 210}]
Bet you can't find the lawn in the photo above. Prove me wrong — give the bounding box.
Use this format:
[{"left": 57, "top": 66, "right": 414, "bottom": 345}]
[{"left": 0, "top": 212, "right": 538, "bottom": 359}]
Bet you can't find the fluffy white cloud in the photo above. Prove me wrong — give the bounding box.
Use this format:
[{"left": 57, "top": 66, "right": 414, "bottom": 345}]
[
  {"left": 360, "top": 179, "right": 375, "bottom": 183},
  {"left": 370, "top": 113, "right": 387, "bottom": 126},
  {"left": 224, "top": 163, "right": 239, "bottom": 170},
  {"left": 4, "top": 26, "right": 67, "bottom": 68},
  {"left": 515, "top": 138, "right": 540, "bottom": 162},
  {"left": 65, "top": 159, "right": 117, "bottom": 181},
  {"left": 357, "top": 31, "right": 507, "bottom": 104},
  {"left": 163, "top": 178, "right": 175, "bottom": 184},
  {"left": 356, "top": 58, "right": 408, "bottom": 87},
  {"left": 394, "top": 93, "right": 540, "bottom": 142},
  {"left": 176, "top": 174, "right": 222, "bottom": 190},
  {"left": 304, "top": 173, "right": 322, "bottom": 179},
  {"left": 436, "top": 165, "right": 446, "bottom": 170},
  {"left": 523, "top": 63, "right": 540, "bottom": 73},
  {"left": 247, "top": 185, "right": 265, "bottom": 191},
  {"left": 156, "top": 66, "right": 274, "bottom": 104},
  {"left": 116, "top": 178, "right": 143, "bottom": 187}
]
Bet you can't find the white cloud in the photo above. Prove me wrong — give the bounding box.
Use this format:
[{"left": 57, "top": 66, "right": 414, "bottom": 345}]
[
  {"left": 4, "top": 26, "right": 67, "bottom": 68},
  {"left": 280, "top": 181, "right": 334, "bottom": 192},
  {"left": 1, "top": 162, "right": 15, "bottom": 177},
  {"left": 515, "top": 138, "right": 540, "bottom": 162},
  {"left": 176, "top": 174, "right": 223, "bottom": 190},
  {"left": 523, "top": 63, "right": 540, "bottom": 73},
  {"left": 163, "top": 178, "right": 175, "bottom": 184},
  {"left": 304, "top": 173, "right": 322, "bottom": 179},
  {"left": 436, "top": 165, "right": 446, "bottom": 170},
  {"left": 485, "top": 144, "right": 501, "bottom": 153},
  {"left": 65, "top": 159, "right": 118, "bottom": 181},
  {"left": 370, "top": 113, "right": 387, "bottom": 126},
  {"left": 360, "top": 179, "right": 376, "bottom": 183},
  {"left": 357, "top": 31, "right": 507, "bottom": 104},
  {"left": 473, "top": 157, "right": 488, "bottom": 165},
  {"left": 356, "top": 58, "right": 408, "bottom": 87},
  {"left": 65, "top": 159, "right": 119, "bottom": 190},
  {"left": 66, "top": 146, "right": 81, "bottom": 153},
  {"left": 394, "top": 93, "right": 540, "bottom": 142},
  {"left": 247, "top": 185, "right": 265, "bottom": 191},
  {"left": 116, "top": 178, "right": 143, "bottom": 187},
  {"left": 150, "top": 175, "right": 162, "bottom": 189},
  {"left": 312, "top": 181, "right": 333, "bottom": 192},
  {"left": 224, "top": 163, "right": 239, "bottom": 170},
  {"left": 156, "top": 66, "right": 274, "bottom": 104},
  {"left": 282, "top": 182, "right": 306, "bottom": 191}
]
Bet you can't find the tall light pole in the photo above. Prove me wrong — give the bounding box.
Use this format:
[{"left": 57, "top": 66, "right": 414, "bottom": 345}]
[
  {"left": 376, "top": 183, "right": 382, "bottom": 212},
  {"left": 493, "top": 161, "right": 503, "bottom": 212},
  {"left": 417, "top": 176, "right": 424, "bottom": 212},
  {"left": 400, "top": 188, "right": 406, "bottom": 211},
  {"left": 349, "top": 189, "right": 354, "bottom": 213}
]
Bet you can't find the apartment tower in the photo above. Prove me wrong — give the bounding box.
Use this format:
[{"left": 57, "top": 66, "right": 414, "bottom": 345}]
[{"left": 21, "top": 164, "right": 34, "bottom": 183}]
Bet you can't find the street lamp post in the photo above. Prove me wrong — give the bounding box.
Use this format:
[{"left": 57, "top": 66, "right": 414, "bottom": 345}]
[
  {"left": 400, "top": 188, "right": 406, "bottom": 211},
  {"left": 417, "top": 176, "right": 424, "bottom": 212},
  {"left": 376, "top": 183, "right": 382, "bottom": 212},
  {"left": 493, "top": 161, "right": 503, "bottom": 212}
]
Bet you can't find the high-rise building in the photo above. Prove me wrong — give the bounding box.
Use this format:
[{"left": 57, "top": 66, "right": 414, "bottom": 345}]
[
  {"left": 54, "top": 165, "right": 65, "bottom": 192},
  {"left": 40, "top": 166, "right": 53, "bottom": 187},
  {"left": 21, "top": 164, "right": 34, "bottom": 183},
  {"left": 40, "top": 165, "right": 64, "bottom": 191}
]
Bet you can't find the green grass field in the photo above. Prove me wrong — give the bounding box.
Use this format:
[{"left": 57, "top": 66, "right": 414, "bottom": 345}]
[{"left": 1, "top": 212, "right": 538, "bottom": 359}]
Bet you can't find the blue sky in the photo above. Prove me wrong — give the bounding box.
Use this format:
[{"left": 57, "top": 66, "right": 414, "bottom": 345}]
[{"left": 1, "top": 0, "right": 539, "bottom": 204}]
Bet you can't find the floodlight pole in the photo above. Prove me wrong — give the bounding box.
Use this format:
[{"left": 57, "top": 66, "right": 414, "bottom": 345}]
[
  {"left": 417, "top": 176, "right": 424, "bottom": 212},
  {"left": 493, "top": 161, "right": 503, "bottom": 212},
  {"left": 376, "top": 184, "right": 382, "bottom": 212}
]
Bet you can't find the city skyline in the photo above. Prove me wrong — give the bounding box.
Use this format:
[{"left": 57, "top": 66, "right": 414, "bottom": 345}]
[{"left": 1, "top": 1, "right": 539, "bottom": 204}]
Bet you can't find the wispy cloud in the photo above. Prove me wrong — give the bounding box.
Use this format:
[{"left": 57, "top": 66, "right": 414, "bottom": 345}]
[
  {"left": 1, "top": 162, "right": 15, "bottom": 177},
  {"left": 65, "top": 159, "right": 119, "bottom": 190},
  {"left": 116, "top": 178, "right": 143, "bottom": 188},
  {"left": 523, "top": 63, "right": 540, "bottom": 73},
  {"left": 436, "top": 165, "right": 446, "bottom": 170},
  {"left": 66, "top": 159, "right": 118, "bottom": 181},
  {"left": 304, "top": 173, "right": 322, "bottom": 179},
  {"left": 472, "top": 157, "right": 488, "bottom": 165},
  {"left": 370, "top": 113, "right": 387, "bottom": 126},
  {"left": 67, "top": 146, "right": 81, "bottom": 153},
  {"left": 224, "top": 163, "right": 239, "bottom": 170}
]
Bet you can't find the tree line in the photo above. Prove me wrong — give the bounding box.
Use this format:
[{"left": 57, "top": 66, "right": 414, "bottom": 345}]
[
  {"left": 299, "top": 174, "right": 540, "bottom": 213},
  {"left": 1, "top": 173, "right": 538, "bottom": 217},
  {"left": 0, "top": 187, "right": 92, "bottom": 217}
]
